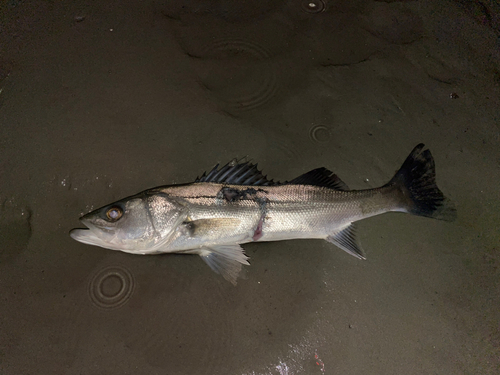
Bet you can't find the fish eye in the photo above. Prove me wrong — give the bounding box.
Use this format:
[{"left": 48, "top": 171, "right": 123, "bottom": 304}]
[{"left": 106, "top": 206, "right": 123, "bottom": 221}]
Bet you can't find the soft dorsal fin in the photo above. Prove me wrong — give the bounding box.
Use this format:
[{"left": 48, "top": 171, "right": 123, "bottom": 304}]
[
  {"left": 196, "top": 159, "right": 277, "bottom": 186},
  {"left": 288, "top": 168, "right": 349, "bottom": 190}
]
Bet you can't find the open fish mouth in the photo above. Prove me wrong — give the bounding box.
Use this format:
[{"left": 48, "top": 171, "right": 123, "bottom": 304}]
[{"left": 70, "top": 217, "right": 114, "bottom": 247}]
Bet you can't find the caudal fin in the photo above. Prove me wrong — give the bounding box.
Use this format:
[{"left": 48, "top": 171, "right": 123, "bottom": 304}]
[{"left": 386, "top": 144, "right": 456, "bottom": 221}]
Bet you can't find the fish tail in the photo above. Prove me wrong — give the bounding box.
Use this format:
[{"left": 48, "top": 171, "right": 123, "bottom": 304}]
[{"left": 385, "top": 144, "right": 456, "bottom": 221}]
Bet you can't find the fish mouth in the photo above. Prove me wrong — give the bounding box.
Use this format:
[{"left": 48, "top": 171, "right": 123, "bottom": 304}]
[
  {"left": 70, "top": 217, "right": 114, "bottom": 248},
  {"left": 70, "top": 227, "right": 126, "bottom": 252},
  {"left": 70, "top": 228, "right": 95, "bottom": 244},
  {"left": 69, "top": 227, "right": 109, "bottom": 247}
]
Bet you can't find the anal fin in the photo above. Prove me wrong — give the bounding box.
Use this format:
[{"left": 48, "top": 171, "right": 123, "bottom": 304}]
[
  {"left": 326, "top": 224, "right": 366, "bottom": 260},
  {"left": 197, "top": 244, "right": 249, "bottom": 285}
]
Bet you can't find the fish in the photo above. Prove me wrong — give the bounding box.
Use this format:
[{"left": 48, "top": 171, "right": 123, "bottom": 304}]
[{"left": 70, "top": 144, "right": 456, "bottom": 285}]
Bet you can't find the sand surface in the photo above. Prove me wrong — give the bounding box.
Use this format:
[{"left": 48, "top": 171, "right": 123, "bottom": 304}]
[{"left": 1, "top": 0, "right": 499, "bottom": 373}]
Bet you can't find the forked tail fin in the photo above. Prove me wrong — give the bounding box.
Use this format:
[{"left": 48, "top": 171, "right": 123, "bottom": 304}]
[{"left": 386, "top": 144, "right": 456, "bottom": 221}]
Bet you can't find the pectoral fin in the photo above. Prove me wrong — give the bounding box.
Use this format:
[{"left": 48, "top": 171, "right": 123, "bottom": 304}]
[
  {"left": 326, "top": 224, "right": 366, "bottom": 260},
  {"left": 197, "top": 245, "right": 250, "bottom": 285}
]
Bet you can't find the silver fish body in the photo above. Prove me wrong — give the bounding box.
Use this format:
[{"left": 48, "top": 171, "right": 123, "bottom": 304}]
[
  {"left": 70, "top": 144, "right": 456, "bottom": 284},
  {"left": 157, "top": 183, "right": 399, "bottom": 247}
]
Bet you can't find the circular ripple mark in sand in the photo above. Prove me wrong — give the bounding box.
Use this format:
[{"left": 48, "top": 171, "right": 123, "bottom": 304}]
[
  {"left": 196, "top": 38, "right": 279, "bottom": 112},
  {"left": 89, "top": 266, "right": 134, "bottom": 309},
  {"left": 309, "top": 125, "right": 332, "bottom": 143},
  {"left": 302, "top": 0, "right": 326, "bottom": 13},
  {"left": 202, "top": 38, "right": 270, "bottom": 60}
]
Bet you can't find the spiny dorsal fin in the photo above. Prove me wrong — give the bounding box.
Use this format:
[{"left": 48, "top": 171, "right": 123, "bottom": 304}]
[
  {"left": 288, "top": 168, "right": 349, "bottom": 190},
  {"left": 195, "top": 159, "right": 277, "bottom": 186}
]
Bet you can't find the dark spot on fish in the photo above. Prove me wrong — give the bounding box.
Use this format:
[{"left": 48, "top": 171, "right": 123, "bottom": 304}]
[
  {"left": 217, "top": 187, "right": 266, "bottom": 202},
  {"left": 216, "top": 187, "right": 270, "bottom": 240},
  {"left": 180, "top": 221, "right": 196, "bottom": 236},
  {"left": 252, "top": 215, "right": 264, "bottom": 241},
  {"left": 252, "top": 198, "right": 269, "bottom": 241},
  {"left": 183, "top": 221, "right": 195, "bottom": 230},
  {"left": 219, "top": 188, "right": 241, "bottom": 202}
]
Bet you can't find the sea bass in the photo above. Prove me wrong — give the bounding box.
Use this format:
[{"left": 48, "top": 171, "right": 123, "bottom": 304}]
[{"left": 70, "top": 144, "right": 456, "bottom": 284}]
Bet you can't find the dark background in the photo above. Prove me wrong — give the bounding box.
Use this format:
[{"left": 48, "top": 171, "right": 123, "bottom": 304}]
[{"left": 1, "top": 0, "right": 499, "bottom": 374}]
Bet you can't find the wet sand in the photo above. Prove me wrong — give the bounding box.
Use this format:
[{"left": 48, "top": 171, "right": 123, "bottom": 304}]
[{"left": 1, "top": 0, "right": 499, "bottom": 374}]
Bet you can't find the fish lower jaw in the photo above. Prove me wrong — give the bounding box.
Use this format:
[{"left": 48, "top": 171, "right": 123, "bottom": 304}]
[{"left": 69, "top": 228, "right": 125, "bottom": 251}]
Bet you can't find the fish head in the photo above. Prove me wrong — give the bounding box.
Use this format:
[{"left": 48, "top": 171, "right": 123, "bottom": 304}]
[
  {"left": 70, "top": 196, "right": 156, "bottom": 252},
  {"left": 70, "top": 193, "right": 186, "bottom": 253}
]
